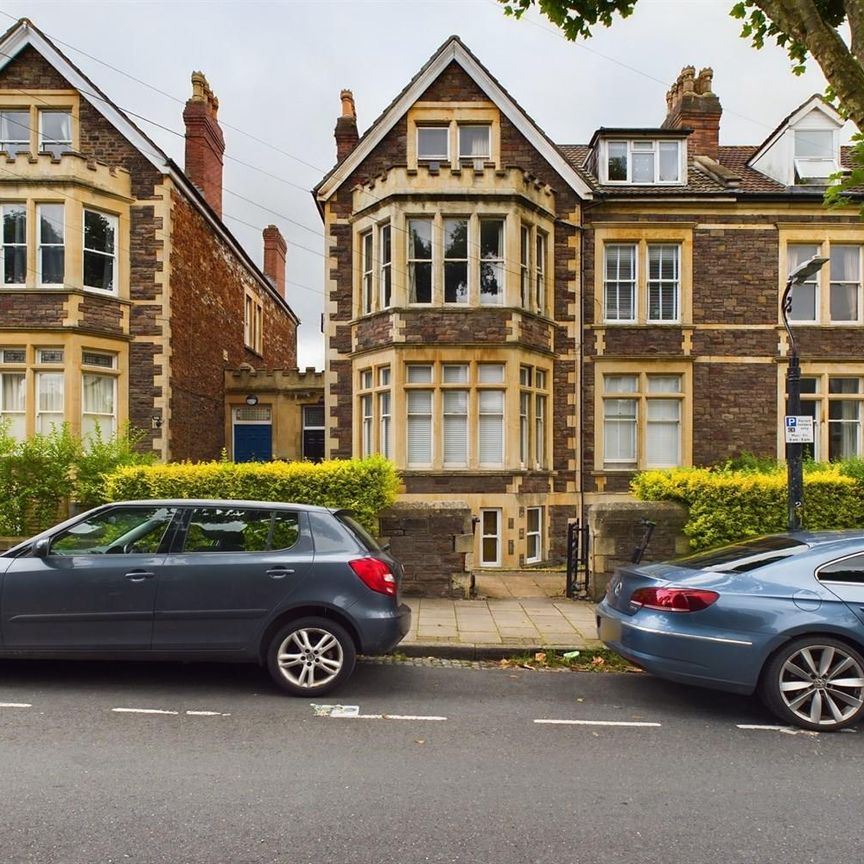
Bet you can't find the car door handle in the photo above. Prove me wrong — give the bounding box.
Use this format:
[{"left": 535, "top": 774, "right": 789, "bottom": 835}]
[
  {"left": 125, "top": 570, "right": 155, "bottom": 582},
  {"left": 266, "top": 568, "right": 295, "bottom": 579}
]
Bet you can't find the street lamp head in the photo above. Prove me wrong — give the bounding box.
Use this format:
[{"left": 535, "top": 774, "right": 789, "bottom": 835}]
[{"left": 788, "top": 255, "right": 829, "bottom": 286}]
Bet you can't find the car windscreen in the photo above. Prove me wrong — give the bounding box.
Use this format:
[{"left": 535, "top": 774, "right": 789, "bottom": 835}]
[
  {"left": 335, "top": 512, "right": 381, "bottom": 552},
  {"left": 672, "top": 535, "right": 808, "bottom": 572}
]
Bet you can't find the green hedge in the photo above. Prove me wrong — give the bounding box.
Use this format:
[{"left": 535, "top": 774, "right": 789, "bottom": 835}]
[
  {"left": 103, "top": 455, "right": 400, "bottom": 533},
  {"left": 0, "top": 423, "right": 154, "bottom": 536},
  {"left": 631, "top": 465, "right": 864, "bottom": 551}
]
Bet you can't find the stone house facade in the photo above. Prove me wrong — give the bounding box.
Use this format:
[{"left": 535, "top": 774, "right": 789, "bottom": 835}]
[
  {"left": 0, "top": 18, "right": 302, "bottom": 462},
  {"left": 316, "top": 37, "right": 864, "bottom": 569}
]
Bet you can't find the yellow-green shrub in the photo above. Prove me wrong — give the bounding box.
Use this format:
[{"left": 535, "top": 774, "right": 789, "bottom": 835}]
[
  {"left": 103, "top": 455, "right": 399, "bottom": 534},
  {"left": 632, "top": 465, "right": 864, "bottom": 550}
]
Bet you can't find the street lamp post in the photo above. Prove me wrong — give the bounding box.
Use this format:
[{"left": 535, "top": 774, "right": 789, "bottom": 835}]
[{"left": 780, "top": 255, "right": 829, "bottom": 531}]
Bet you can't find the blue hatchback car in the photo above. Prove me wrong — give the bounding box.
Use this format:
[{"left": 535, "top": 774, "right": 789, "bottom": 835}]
[
  {"left": 597, "top": 531, "right": 864, "bottom": 731},
  {"left": 0, "top": 500, "right": 411, "bottom": 697}
]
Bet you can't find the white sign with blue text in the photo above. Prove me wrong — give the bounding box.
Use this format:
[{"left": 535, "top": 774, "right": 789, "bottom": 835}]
[{"left": 785, "top": 415, "right": 814, "bottom": 444}]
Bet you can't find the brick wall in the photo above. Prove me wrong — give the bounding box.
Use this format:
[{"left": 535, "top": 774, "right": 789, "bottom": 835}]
[
  {"left": 587, "top": 500, "right": 689, "bottom": 599},
  {"left": 379, "top": 501, "right": 474, "bottom": 597},
  {"left": 168, "top": 191, "right": 297, "bottom": 460}
]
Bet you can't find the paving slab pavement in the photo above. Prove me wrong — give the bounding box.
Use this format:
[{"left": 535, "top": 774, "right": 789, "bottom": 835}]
[{"left": 398, "top": 596, "right": 601, "bottom": 660}]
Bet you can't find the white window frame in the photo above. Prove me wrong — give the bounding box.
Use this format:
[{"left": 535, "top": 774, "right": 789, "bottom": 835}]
[
  {"left": 38, "top": 109, "right": 72, "bottom": 158},
  {"left": 360, "top": 230, "right": 373, "bottom": 315},
  {"left": 82, "top": 208, "right": 118, "bottom": 295},
  {"left": 647, "top": 244, "right": 680, "bottom": 323},
  {"left": 81, "top": 372, "right": 117, "bottom": 440},
  {"left": 37, "top": 203, "right": 65, "bottom": 287},
  {"left": 603, "top": 139, "right": 683, "bottom": 185},
  {"left": 379, "top": 224, "right": 392, "bottom": 310},
  {"left": 0, "top": 109, "right": 30, "bottom": 153},
  {"left": 604, "top": 243, "right": 637, "bottom": 323},
  {"left": 526, "top": 506, "right": 543, "bottom": 564},
  {"left": 0, "top": 369, "right": 25, "bottom": 439},
  {"left": 1, "top": 203, "right": 27, "bottom": 287},
  {"left": 786, "top": 242, "right": 863, "bottom": 326},
  {"left": 600, "top": 371, "right": 686, "bottom": 470},
  {"left": 480, "top": 508, "right": 502, "bottom": 568},
  {"left": 458, "top": 125, "right": 491, "bottom": 162},
  {"left": 35, "top": 370, "right": 64, "bottom": 434},
  {"left": 797, "top": 373, "right": 864, "bottom": 462},
  {"left": 417, "top": 126, "right": 449, "bottom": 162}
]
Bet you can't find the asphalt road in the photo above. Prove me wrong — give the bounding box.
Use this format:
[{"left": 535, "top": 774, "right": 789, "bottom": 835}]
[{"left": 0, "top": 657, "right": 861, "bottom": 864}]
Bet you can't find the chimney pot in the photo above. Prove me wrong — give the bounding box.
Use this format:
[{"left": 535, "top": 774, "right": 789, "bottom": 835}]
[
  {"left": 183, "top": 71, "right": 225, "bottom": 217},
  {"left": 335, "top": 89, "right": 359, "bottom": 163},
  {"left": 263, "top": 224, "right": 287, "bottom": 299},
  {"left": 663, "top": 65, "right": 722, "bottom": 161}
]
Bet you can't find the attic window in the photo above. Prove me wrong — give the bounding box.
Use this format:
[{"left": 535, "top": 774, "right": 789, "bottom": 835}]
[
  {"left": 605, "top": 140, "right": 682, "bottom": 184},
  {"left": 458, "top": 126, "right": 490, "bottom": 161},
  {"left": 418, "top": 127, "right": 449, "bottom": 161},
  {"left": 794, "top": 129, "right": 836, "bottom": 181}
]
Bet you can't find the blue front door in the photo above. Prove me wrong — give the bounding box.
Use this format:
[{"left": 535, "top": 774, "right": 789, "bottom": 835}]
[{"left": 234, "top": 423, "right": 272, "bottom": 462}]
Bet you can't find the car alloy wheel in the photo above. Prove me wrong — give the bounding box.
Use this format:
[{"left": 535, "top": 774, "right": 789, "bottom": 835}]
[
  {"left": 762, "top": 637, "right": 864, "bottom": 731},
  {"left": 266, "top": 617, "right": 356, "bottom": 696}
]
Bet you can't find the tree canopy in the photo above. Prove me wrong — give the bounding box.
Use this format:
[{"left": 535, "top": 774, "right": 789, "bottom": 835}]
[{"left": 499, "top": 1, "right": 864, "bottom": 132}]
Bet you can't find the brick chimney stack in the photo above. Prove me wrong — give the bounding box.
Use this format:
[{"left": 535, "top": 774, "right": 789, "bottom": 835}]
[
  {"left": 663, "top": 66, "right": 722, "bottom": 161},
  {"left": 335, "top": 89, "right": 359, "bottom": 162},
  {"left": 262, "top": 225, "right": 287, "bottom": 298},
  {"left": 183, "top": 71, "right": 225, "bottom": 217}
]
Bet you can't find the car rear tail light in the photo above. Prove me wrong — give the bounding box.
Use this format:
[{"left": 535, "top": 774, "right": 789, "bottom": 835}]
[
  {"left": 349, "top": 557, "right": 397, "bottom": 597},
  {"left": 630, "top": 587, "right": 719, "bottom": 613}
]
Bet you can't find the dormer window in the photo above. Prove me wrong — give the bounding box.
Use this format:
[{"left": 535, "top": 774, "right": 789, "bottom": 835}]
[
  {"left": 794, "top": 128, "right": 837, "bottom": 181},
  {"left": 417, "top": 126, "right": 449, "bottom": 161},
  {"left": 604, "top": 139, "right": 682, "bottom": 184}
]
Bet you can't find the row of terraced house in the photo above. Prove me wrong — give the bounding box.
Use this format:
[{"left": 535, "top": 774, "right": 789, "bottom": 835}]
[{"left": 1, "top": 18, "right": 862, "bottom": 570}]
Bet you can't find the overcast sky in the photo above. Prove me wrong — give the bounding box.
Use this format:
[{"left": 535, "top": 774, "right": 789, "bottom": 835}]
[{"left": 3, "top": 0, "right": 849, "bottom": 368}]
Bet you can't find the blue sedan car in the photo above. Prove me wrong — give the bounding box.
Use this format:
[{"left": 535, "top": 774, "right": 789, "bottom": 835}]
[{"left": 597, "top": 532, "right": 864, "bottom": 731}]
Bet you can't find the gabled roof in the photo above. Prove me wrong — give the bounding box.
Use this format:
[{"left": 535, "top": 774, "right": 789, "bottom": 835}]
[
  {"left": 0, "top": 18, "right": 298, "bottom": 322},
  {"left": 748, "top": 93, "right": 844, "bottom": 168},
  {"left": 0, "top": 17, "right": 171, "bottom": 171},
  {"left": 315, "top": 35, "right": 593, "bottom": 203}
]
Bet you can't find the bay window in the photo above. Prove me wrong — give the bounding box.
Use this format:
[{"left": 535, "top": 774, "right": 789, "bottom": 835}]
[
  {"left": 408, "top": 219, "right": 433, "bottom": 304},
  {"left": 358, "top": 365, "right": 392, "bottom": 459},
  {"left": 83, "top": 209, "right": 117, "bottom": 293},
  {"left": 36, "top": 370, "right": 64, "bottom": 434},
  {"left": 38, "top": 203, "right": 64, "bottom": 286},
  {"left": 0, "top": 371, "right": 25, "bottom": 439},
  {"left": 379, "top": 224, "right": 392, "bottom": 309},
  {"left": 2, "top": 204, "right": 26, "bottom": 285},
  {"left": 479, "top": 219, "right": 504, "bottom": 305},
  {"left": 361, "top": 230, "right": 373, "bottom": 314},
  {"left": 82, "top": 373, "right": 116, "bottom": 440},
  {"left": 444, "top": 218, "right": 468, "bottom": 304},
  {"left": 519, "top": 364, "right": 549, "bottom": 469}
]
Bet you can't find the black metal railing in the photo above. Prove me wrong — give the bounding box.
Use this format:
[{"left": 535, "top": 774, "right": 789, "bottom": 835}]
[{"left": 565, "top": 519, "right": 590, "bottom": 598}]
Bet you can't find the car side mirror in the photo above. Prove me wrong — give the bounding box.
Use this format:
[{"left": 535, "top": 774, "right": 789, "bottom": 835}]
[{"left": 32, "top": 537, "right": 51, "bottom": 559}]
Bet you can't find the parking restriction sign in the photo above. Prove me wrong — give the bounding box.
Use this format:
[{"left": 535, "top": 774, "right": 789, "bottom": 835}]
[{"left": 785, "top": 415, "right": 814, "bottom": 444}]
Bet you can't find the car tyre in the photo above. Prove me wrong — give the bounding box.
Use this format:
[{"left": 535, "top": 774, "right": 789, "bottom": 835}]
[
  {"left": 266, "top": 617, "right": 356, "bottom": 697},
  {"left": 760, "top": 636, "right": 864, "bottom": 731}
]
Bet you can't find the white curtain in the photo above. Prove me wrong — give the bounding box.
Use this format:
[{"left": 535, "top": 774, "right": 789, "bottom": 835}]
[{"left": 1, "top": 373, "right": 25, "bottom": 439}]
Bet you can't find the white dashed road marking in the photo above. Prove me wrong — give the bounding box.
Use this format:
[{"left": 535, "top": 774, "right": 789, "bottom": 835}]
[
  {"left": 0, "top": 702, "right": 32, "bottom": 709},
  {"left": 736, "top": 723, "right": 826, "bottom": 736},
  {"left": 534, "top": 719, "right": 662, "bottom": 728},
  {"left": 112, "top": 708, "right": 179, "bottom": 715}
]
